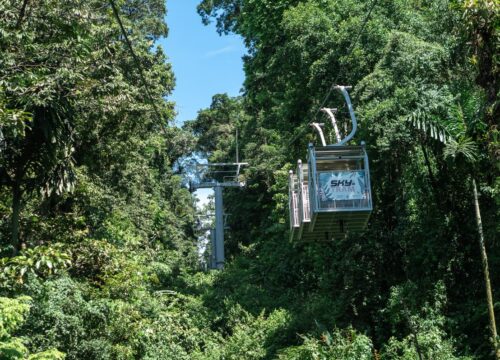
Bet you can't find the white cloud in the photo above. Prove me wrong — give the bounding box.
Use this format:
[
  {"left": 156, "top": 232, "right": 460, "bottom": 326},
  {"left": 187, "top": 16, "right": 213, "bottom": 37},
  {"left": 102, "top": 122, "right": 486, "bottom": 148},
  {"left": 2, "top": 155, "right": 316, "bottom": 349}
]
[{"left": 204, "top": 46, "right": 236, "bottom": 58}]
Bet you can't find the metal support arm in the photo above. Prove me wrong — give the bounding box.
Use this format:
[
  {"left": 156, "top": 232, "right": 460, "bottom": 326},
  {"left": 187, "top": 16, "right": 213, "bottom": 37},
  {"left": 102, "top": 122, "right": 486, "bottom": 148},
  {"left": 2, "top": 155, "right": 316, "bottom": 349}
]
[
  {"left": 334, "top": 85, "right": 357, "bottom": 146},
  {"left": 311, "top": 123, "right": 327, "bottom": 146},
  {"left": 320, "top": 108, "right": 341, "bottom": 143}
]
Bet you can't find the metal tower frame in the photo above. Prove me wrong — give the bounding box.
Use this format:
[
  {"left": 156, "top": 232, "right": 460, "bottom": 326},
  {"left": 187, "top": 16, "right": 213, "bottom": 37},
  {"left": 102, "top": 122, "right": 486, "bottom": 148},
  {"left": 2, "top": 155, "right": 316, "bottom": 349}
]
[{"left": 192, "top": 162, "right": 248, "bottom": 269}]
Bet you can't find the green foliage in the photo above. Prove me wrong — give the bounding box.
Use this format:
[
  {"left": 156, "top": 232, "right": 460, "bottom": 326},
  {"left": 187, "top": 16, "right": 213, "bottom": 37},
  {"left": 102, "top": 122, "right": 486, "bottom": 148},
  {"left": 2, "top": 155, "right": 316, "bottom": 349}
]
[
  {"left": 383, "top": 331, "right": 471, "bottom": 360},
  {"left": 0, "top": 246, "right": 71, "bottom": 287},
  {"left": 0, "top": 0, "right": 176, "bottom": 253},
  {"left": 0, "top": 296, "right": 31, "bottom": 338},
  {"left": 219, "top": 306, "right": 290, "bottom": 359},
  {"left": 0, "top": 93, "right": 31, "bottom": 139},
  {"left": 21, "top": 272, "right": 221, "bottom": 359},
  {"left": 278, "top": 327, "right": 373, "bottom": 360},
  {"left": 0, "top": 296, "right": 64, "bottom": 359},
  {"left": 184, "top": 94, "right": 243, "bottom": 162},
  {"left": 380, "top": 281, "right": 471, "bottom": 360},
  {"left": 27, "top": 349, "right": 65, "bottom": 360}
]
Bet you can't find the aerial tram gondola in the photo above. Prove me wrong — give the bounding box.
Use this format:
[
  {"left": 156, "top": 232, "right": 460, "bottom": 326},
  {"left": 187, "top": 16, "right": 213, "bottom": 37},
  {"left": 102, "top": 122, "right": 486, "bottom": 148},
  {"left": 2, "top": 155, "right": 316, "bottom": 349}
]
[{"left": 289, "top": 86, "right": 372, "bottom": 241}]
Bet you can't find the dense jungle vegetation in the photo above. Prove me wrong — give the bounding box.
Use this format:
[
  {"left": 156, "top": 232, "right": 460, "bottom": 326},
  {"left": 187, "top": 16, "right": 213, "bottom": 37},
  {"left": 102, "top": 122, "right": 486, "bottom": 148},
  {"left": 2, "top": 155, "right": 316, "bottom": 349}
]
[{"left": 0, "top": 0, "right": 498, "bottom": 359}]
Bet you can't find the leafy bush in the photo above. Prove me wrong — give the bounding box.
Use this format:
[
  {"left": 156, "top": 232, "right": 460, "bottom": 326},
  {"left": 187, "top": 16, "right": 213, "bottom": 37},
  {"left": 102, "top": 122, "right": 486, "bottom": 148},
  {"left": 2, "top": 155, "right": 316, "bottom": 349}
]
[
  {"left": 380, "top": 281, "right": 471, "bottom": 360},
  {"left": 22, "top": 272, "right": 223, "bottom": 359},
  {"left": 220, "top": 306, "right": 290, "bottom": 360},
  {"left": 278, "top": 327, "right": 373, "bottom": 360},
  {"left": 0, "top": 246, "right": 71, "bottom": 287},
  {"left": 0, "top": 296, "right": 64, "bottom": 359}
]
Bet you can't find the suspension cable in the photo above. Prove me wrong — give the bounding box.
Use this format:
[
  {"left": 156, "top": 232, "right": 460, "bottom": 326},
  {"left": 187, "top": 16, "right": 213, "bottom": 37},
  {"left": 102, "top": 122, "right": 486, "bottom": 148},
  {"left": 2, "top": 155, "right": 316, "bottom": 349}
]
[{"left": 109, "top": 0, "right": 167, "bottom": 135}]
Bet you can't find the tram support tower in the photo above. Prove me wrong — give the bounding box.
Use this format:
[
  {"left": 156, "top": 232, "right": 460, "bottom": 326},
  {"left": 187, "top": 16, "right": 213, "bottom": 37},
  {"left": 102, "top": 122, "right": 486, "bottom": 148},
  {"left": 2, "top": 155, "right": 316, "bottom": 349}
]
[
  {"left": 214, "top": 186, "right": 224, "bottom": 269},
  {"left": 191, "top": 162, "right": 247, "bottom": 269}
]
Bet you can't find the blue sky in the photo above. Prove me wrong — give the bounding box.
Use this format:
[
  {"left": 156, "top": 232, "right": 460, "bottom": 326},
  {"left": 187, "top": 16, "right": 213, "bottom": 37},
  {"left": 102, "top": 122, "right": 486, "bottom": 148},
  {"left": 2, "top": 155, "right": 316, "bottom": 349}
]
[
  {"left": 159, "top": 0, "right": 246, "bottom": 206},
  {"left": 159, "top": 0, "right": 246, "bottom": 126}
]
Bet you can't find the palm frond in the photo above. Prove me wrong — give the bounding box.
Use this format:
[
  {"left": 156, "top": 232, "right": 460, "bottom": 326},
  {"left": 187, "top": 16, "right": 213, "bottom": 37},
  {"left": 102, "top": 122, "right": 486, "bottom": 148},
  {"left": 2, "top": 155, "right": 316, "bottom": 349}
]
[
  {"left": 443, "top": 137, "right": 479, "bottom": 163},
  {"left": 408, "top": 110, "right": 450, "bottom": 144}
]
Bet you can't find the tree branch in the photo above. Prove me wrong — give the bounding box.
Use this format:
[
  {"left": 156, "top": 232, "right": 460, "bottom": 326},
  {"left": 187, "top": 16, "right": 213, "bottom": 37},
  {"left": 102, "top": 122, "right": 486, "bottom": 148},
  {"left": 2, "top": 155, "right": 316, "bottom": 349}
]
[{"left": 16, "top": 0, "right": 30, "bottom": 29}]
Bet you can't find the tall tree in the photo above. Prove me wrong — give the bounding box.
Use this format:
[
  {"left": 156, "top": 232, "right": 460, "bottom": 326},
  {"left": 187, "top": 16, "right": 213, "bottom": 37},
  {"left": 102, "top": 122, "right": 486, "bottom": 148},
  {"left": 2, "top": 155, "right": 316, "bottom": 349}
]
[{"left": 0, "top": 0, "right": 175, "bottom": 253}]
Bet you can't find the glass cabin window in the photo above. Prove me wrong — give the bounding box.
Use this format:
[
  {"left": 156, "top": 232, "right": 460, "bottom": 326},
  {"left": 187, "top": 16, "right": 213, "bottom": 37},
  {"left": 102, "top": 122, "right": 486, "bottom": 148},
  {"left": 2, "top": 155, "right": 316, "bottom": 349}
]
[{"left": 308, "top": 146, "right": 372, "bottom": 212}]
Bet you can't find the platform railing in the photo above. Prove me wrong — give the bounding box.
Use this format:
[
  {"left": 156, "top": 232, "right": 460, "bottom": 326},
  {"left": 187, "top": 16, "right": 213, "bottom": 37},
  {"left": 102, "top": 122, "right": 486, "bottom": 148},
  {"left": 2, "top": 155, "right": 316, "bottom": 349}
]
[
  {"left": 301, "top": 184, "right": 311, "bottom": 221},
  {"left": 290, "top": 192, "right": 300, "bottom": 227},
  {"left": 288, "top": 171, "right": 300, "bottom": 229},
  {"left": 223, "top": 175, "right": 237, "bottom": 183},
  {"left": 308, "top": 145, "right": 319, "bottom": 214}
]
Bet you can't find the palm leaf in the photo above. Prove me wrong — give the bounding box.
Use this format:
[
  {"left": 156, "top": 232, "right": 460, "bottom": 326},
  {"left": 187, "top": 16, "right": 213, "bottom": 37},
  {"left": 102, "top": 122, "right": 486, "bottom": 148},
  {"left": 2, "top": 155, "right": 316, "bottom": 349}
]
[{"left": 443, "top": 137, "right": 479, "bottom": 163}]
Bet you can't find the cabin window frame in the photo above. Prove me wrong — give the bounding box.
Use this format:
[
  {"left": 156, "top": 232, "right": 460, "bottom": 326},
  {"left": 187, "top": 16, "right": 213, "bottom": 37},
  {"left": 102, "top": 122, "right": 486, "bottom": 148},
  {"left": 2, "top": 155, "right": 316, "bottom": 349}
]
[{"left": 307, "top": 144, "right": 373, "bottom": 214}]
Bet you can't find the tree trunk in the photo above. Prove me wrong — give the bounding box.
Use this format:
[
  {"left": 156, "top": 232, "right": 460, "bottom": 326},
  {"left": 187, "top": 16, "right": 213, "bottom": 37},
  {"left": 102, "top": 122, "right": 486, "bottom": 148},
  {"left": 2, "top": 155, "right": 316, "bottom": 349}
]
[
  {"left": 472, "top": 179, "right": 499, "bottom": 359},
  {"left": 16, "top": 0, "right": 30, "bottom": 28},
  {"left": 421, "top": 144, "right": 440, "bottom": 206},
  {"left": 11, "top": 182, "right": 22, "bottom": 256}
]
